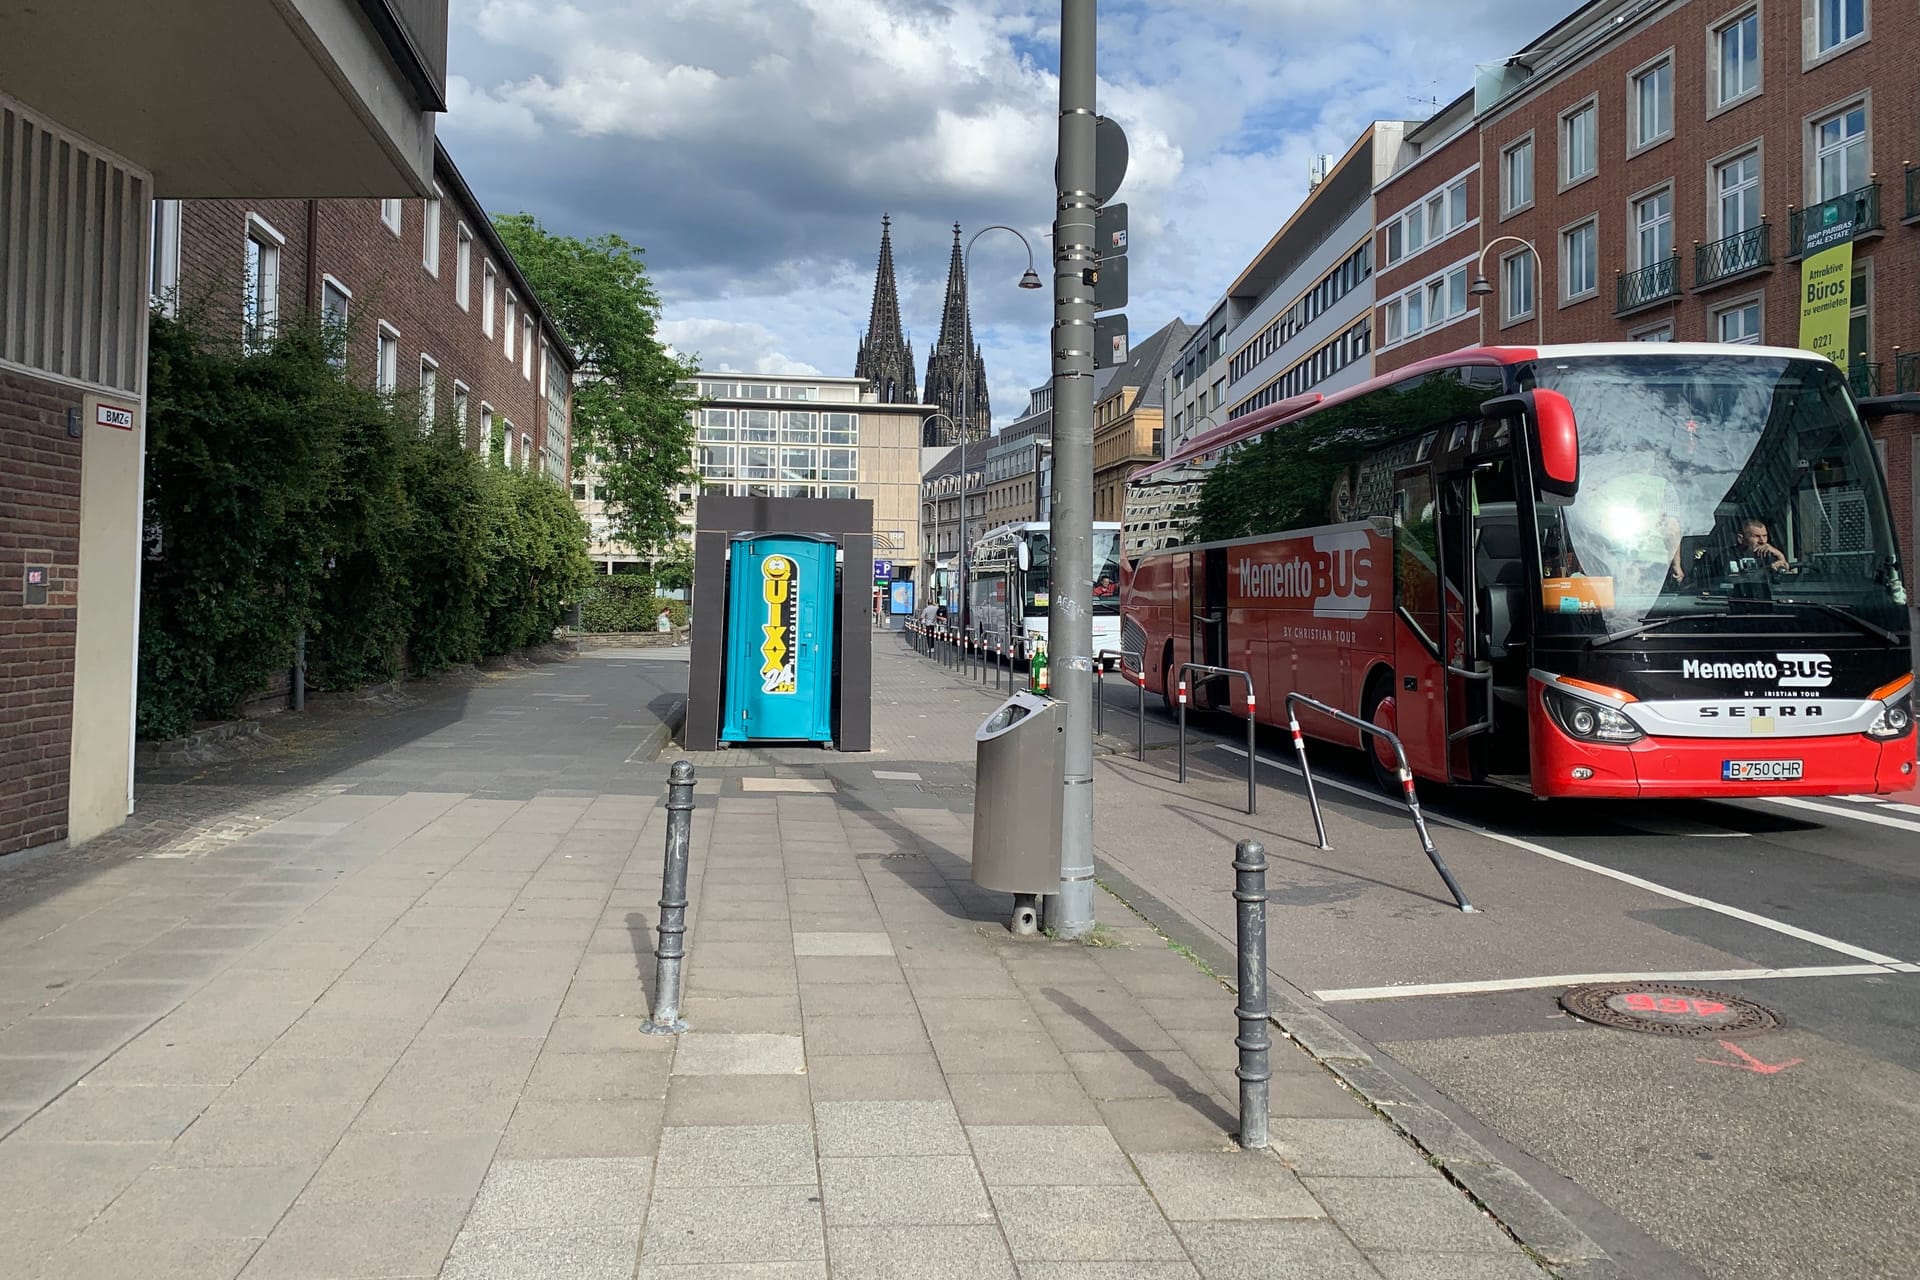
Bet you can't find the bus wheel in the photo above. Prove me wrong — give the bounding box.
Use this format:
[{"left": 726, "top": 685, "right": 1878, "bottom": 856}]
[{"left": 1362, "top": 679, "right": 1400, "bottom": 794}]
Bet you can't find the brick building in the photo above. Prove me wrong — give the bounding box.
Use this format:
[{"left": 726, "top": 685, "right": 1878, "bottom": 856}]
[
  {"left": 0, "top": 2, "right": 446, "bottom": 858},
  {"left": 162, "top": 141, "right": 574, "bottom": 478},
  {"left": 1371, "top": 0, "right": 1920, "bottom": 558}
]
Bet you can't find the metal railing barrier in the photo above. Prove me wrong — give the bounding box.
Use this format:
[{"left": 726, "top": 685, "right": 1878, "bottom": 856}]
[
  {"left": 1233, "top": 837, "right": 1270, "bottom": 1149},
  {"left": 1095, "top": 648, "right": 1147, "bottom": 761},
  {"left": 643, "top": 759, "right": 697, "bottom": 1033},
  {"left": 1176, "top": 662, "right": 1258, "bottom": 814},
  {"left": 1282, "top": 692, "right": 1475, "bottom": 913}
]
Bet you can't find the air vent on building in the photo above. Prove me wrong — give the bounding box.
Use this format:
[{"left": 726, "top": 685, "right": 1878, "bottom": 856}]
[{"left": 1307, "top": 154, "right": 1337, "bottom": 190}]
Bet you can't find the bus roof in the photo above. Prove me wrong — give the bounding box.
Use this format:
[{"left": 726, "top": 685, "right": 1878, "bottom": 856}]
[
  {"left": 1138, "top": 341, "right": 1830, "bottom": 482},
  {"left": 974, "top": 519, "right": 1121, "bottom": 540}
]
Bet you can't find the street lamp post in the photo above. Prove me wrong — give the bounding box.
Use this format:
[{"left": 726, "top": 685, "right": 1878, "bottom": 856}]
[
  {"left": 959, "top": 226, "right": 1044, "bottom": 631},
  {"left": 922, "top": 411, "right": 957, "bottom": 609},
  {"left": 1468, "top": 236, "right": 1544, "bottom": 346}
]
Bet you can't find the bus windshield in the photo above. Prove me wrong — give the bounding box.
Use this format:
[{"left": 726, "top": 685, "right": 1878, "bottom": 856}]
[
  {"left": 1027, "top": 530, "right": 1123, "bottom": 616},
  {"left": 1524, "top": 353, "right": 1907, "bottom": 640}
]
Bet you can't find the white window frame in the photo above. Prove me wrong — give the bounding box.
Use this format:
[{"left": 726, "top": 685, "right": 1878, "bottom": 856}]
[
  {"left": 1560, "top": 216, "right": 1599, "bottom": 304},
  {"left": 381, "top": 198, "right": 404, "bottom": 235},
  {"left": 1500, "top": 133, "right": 1534, "bottom": 217},
  {"left": 1710, "top": 141, "right": 1765, "bottom": 239},
  {"left": 1630, "top": 183, "right": 1675, "bottom": 269},
  {"left": 1804, "top": 0, "right": 1868, "bottom": 68},
  {"left": 1381, "top": 171, "right": 1476, "bottom": 266},
  {"left": 521, "top": 432, "right": 533, "bottom": 470},
  {"left": 482, "top": 261, "right": 497, "bottom": 336},
  {"left": 452, "top": 381, "right": 471, "bottom": 445},
  {"left": 1499, "top": 246, "right": 1536, "bottom": 326},
  {"left": 480, "top": 403, "right": 497, "bottom": 461},
  {"left": 504, "top": 291, "right": 518, "bottom": 361},
  {"left": 243, "top": 212, "right": 285, "bottom": 352},
  {"left": 1630, "top": 322, "right": 1676, "bottom": 342},
  {"left": 1806, "top": 95, "right": 1870, "bottom": 205},
  {"left": 522, "top": 317, "right": 535, "bottom": 380},
  {"left": 375, "top": 321, "right": 400, "bottom": 394},
  {"left": 1378, "top": 255, "right": 1476, "bottom": 347},
  {"left": 455, "top": 224, "right": 472, "bottom": 310},
  {"left": 149, "top": 198, "right": 182, "bottom": 315},
  {"left": 1559, "top": 96, "right": 1599, "bottom": 190},
  {"left": 1712, "top": 292, "right": 1765, "bottom": 344},
  {"left": 422, "top": 188, "right": 442, "bottom": 276},
  {"left": 1707, "top": 3, "right": 1763, "bottom": 115},
  {"left": 320, "top": 274, "right": 352, "bottom": 367},
  {"left": 418, "top": 353, "right": 438, "bottom": 425},
  {"left": 1627, "top": 51, "right": 1675, "bottom": 155}
]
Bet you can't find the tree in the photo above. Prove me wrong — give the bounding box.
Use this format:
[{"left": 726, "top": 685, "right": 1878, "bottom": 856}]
[{"left": 491, "top": 213, "right": 700, "bottom": 558}]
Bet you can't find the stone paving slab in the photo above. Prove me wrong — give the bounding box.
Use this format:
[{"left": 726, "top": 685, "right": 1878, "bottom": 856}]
[{"left": 0, "top": 640, "right": 1552, "bottom": 1279}]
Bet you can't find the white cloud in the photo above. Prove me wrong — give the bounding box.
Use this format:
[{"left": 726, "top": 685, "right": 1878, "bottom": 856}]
[
  {"left": 659, "top": 318, "right": 822, "bottom": 376},
  {"left": 444, "top": 0, "right": 1585, "bottom": 426}
]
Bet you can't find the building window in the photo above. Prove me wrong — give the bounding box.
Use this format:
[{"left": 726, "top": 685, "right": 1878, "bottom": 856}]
[
  {"left": 1501, "top": 136, "right": 1533, "bottom": 214},
  {"left": 1715, "top": 148, "right": 1762, "bottom": 236},
  {"left": 321, "top": 276, "right": 351, "bottom": 368},
  {"left": 455, "top": 225, "right": 472, "bottom": 309},
  {"left": 419, "top": 355, "right": 438, "bottom": 424},
  {"left": 243, "top": 214, "right": 283, "bottom": 351},
  {"left": 1561, "top": 99, "right": 1598, "bottom": 185},
  {"left": 422, "top": 189, "right": 441, "bottom": 275},
  {"left": 1632, "top": 187, "right": 1674, "bottom": 267},
  {"left": 1562, "top": 219, "right": 1598, "bottom": 300},
  {"left": 1630, "top": 56, "right": 1673, "bottom": 150},
  {"left": 1713, "top": 8, "right": 1761, "bottom": 107},
  {"left": 522, "top": 317, "right": 535, "bottom": 379},
  {"left": 1715, "top": 297, "right": 1763, "bottom": 343},
  {"left": 504, "top": 292, "right": 517, "bottom": 361},
  {"left": 381, "top": 198, "right": 403, "bottom": 235},
  {"left": 482, "top": 262, "right": 497, "bottom": 336},
  {"left": 1633, "top": 324, "right": 1675, "bottom": 342},
  {"left": 453, "top": 382, "right": 470, "bottom": 444},
  {"left": 1383, "top": 176, "right": 1471, "bottom": 265},
  {"left": 376, "top": 323, "right": 399, "bottom": 393},
  {"left": 1811, "top": 0, "right": 1866, "bottom": 58},
  {"left": 1812, "top": 102, "right": 1868, "bottom": 200},
  {"left": 522, "top": 434, "right": 533, "bottom": 470},
  {"left": 149, "top": 199, "right": 181, "bottom": 313},
  {"left": 1848, "top": 267, "right": 1870, "bottom": 369},
  {"left": 480, "top": 404, "right": 496, "bottom": 461},
  {"left": 1501, "top": 248, "right": 1535, "bottom": 324}
]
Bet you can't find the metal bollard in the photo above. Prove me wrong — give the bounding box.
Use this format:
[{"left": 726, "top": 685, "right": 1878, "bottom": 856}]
[
  {"left": 1288, "top": 711, "right": 1330, "bottom": 851},
  {"left": 1233, "top": 838, "right": 1271, "bottom": 1149},
  {"left": 643, "top": 760, "right": 696, "bottom": 1034},
  {"left": 1095, "top": 661, "right": 1105, "bottom": 734},
  {"left": 1244, "top": 693, "right": 1258, "bottom": 816},
  {"left": 1135, "top": 668, "right": 1147, "bottom": 761},
  {"left": 1176, "top": 680, "right": 1189, "bottom": 782}
]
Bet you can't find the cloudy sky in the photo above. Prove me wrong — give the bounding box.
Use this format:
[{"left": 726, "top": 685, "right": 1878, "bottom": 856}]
[{"left": 444, "top": 0, "right": 1581, "bottom": 429}]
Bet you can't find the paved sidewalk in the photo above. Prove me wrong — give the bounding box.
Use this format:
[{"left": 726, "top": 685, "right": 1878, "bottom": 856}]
[{"left": 0, "top": 640, "right": 1548, "bottom": 1279}]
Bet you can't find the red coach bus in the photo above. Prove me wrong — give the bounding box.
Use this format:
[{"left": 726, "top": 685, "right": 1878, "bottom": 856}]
[{"left": 1121, "top": 345, "right": 1915, "bottom": 799}]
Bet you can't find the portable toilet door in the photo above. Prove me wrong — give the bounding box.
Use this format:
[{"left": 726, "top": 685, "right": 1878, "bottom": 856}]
[{"left": 721, "top": 535, "right": 837, "bottom": 743}]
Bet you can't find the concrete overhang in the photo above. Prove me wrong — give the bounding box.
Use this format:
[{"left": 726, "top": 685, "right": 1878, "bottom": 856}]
[{"left": 0, "top": 0, "right": 445, "bottom": 197}]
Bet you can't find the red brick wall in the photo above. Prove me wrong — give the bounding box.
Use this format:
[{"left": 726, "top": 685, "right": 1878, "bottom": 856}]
[
  {"left": 1375, "top": 1, "right": 1920, "bottom": 371},
  {"left": 176, "top": 182, "right": 567, "bottom": 465},
  {"left": 0, "top": 371, "right": 82, "bottom": 856}
]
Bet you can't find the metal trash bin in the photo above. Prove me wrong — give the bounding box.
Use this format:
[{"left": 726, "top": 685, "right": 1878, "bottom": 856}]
[{"left": 972, "top": 691, "right": 1064, "bottom": 934}]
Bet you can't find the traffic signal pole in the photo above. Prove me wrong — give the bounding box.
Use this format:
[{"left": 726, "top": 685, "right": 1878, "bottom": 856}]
[{"left": 1046, "top": 0, "right": 1097, "bottom": 939}]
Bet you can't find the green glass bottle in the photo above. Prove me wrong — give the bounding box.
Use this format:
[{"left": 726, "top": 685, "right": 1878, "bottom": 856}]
[{"left": 1030, "top": 638, "right": 1049, "bottom": 695}]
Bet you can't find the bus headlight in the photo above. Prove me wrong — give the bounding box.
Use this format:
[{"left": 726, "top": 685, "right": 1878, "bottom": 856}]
[
  {"left": 1867, "top": 693, "right": 1913, "bottom": 740},
  {"left": 1544, "top": 688, "right": 1644, "bottom": 744}
]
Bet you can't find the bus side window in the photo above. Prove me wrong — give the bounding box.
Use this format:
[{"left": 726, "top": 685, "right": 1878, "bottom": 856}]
[{"left": 1393, "top": 469, "right": 1442, "bottom": 649}]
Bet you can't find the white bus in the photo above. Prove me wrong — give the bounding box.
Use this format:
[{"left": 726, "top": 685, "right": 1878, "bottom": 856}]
[{"left": 966, "top": 520, "right": 1123, "bottom": 656}]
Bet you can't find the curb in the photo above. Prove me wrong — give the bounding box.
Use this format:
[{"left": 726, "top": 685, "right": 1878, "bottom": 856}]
[
  {"left": 640, "top": 699, "right": 689, "bottom": 762},
  {"left": 1093, "top": 856, "right": 1619, "bottom": 1280}
]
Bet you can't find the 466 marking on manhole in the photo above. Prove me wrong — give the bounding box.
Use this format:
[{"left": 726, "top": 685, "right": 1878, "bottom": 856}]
[{"left": 1559, "top": 982, "right": 1779, "bottom": 1038}]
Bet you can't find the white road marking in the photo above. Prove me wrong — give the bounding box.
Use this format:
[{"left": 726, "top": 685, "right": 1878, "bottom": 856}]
[
  {"left": 1314, "top": 964, "right": 1903, "bottom": 1003},
  {"left": 1215, "top": 742, "right": 1912, "bottom": 968},
  {"left": 1764, "top": 795, "right": 1920, "bottom": 836}
]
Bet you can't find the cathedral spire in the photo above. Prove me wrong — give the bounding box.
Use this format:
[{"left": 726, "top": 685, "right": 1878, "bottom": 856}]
[
  {"left": 853, "top": 214, "right": 916, "bottom": 407},
  {"left": 923, "top": 223, "right": 990, "bottom": 447}
]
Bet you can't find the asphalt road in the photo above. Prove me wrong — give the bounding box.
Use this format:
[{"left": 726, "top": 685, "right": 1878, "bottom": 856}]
[{"left": 1091, "top": 684, "right": 1920, "bottom": 1280}]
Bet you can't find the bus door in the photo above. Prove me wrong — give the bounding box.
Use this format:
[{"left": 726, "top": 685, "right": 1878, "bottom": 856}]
[
  {"left": 1438, "top": 451, "right": 1529, "bottom": 782},
  {"left": 1389, "top": 467, "right": 1449, "bottom": 778},
  {"left": 1188, "top": 547, "right": 1230, "bottom": 706}
]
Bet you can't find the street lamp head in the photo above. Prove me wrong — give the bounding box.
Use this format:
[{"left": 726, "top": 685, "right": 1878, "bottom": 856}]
[
  {"left": 1018, "top": 268, "right": 1044, "bottom": 290},
  {"left": 1468, "top": 275, "right": 1494, "bottom": 298}
]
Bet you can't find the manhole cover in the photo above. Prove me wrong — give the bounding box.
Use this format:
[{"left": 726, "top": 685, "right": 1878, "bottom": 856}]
[{"left": 1559, "top": 983, "right": 1778, "bottom": 1037}]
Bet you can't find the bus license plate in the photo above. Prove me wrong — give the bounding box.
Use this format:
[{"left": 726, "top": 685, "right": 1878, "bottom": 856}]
[{"left": 1722, "top": 759, "right": 1803, "bottom": 782}]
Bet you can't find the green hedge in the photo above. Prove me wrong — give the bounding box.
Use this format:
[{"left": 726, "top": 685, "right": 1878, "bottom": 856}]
[
  {"left": 575, "top": 577, "right": 689, "bottom": 632},
  {"left": 139, "top": 311, "right": 591, "bottom": 739}
]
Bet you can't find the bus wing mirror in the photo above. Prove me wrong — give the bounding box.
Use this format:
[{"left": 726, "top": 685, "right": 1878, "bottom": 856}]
[
  {"left": 1482, "top": 390, "right": 1579, "bottom": 499},
  {"left": 1016, "top": 542, "right": 1030, "bottom": 572}
]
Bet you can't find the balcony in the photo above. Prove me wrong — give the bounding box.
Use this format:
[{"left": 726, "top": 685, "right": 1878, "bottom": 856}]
[
  {"left": 0, "top": 0, "right": 447, "bottom": 197},
  {"left": 1789, "top": 185, "right": 1882, "bottom": 258},
  {"left": 1694, "top": 225, "right": 1772, "bottom": 290},
  {"left": 1897, "top": 353, "right": 1920, "bottom": 395},
  {"left": 1848, "top": 362, "right": 1882, "bottom": 398},
  {"left": 1615, "top": 255, "right": 1680, "bottom": 316}
]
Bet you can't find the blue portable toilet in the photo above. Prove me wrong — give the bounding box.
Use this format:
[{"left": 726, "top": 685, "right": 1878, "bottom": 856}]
[{"left": 721, "top": 535, "right": 837, "bottom": 743}]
